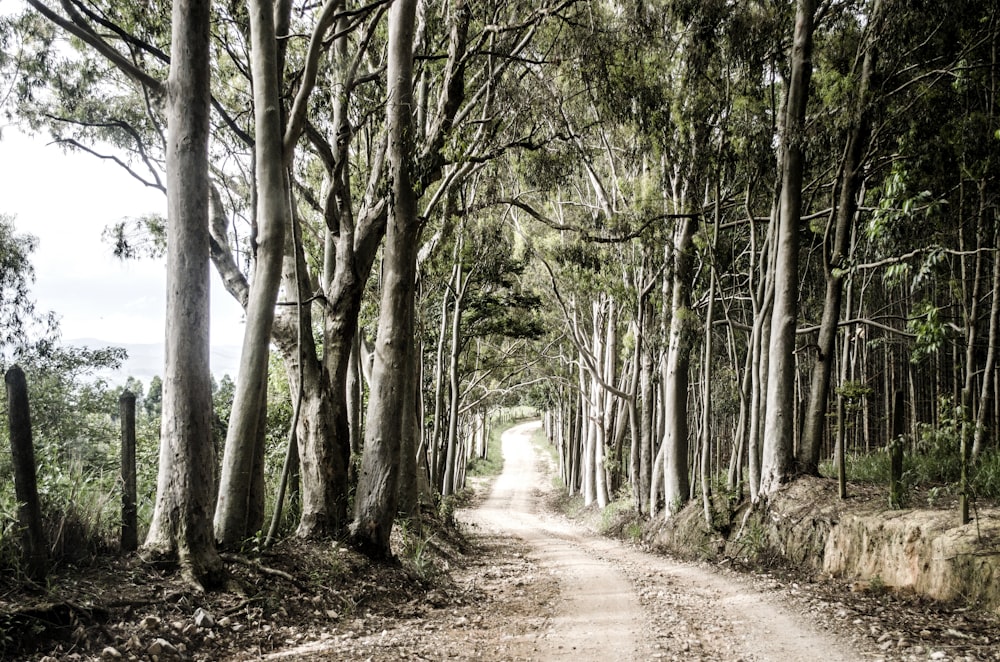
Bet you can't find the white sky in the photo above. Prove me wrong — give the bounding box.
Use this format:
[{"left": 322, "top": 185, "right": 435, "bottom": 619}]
[{"left": 0, "top": 127, "right": 245, "bottom": 379}]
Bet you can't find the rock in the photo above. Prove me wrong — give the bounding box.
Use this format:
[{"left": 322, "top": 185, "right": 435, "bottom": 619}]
[
  {"left": 218, "top": 615, "right": 232, "bottom": 628},
  {"left": 930, "top": 652, "right": 946, "bottom": 660},
  {"left": 194, "top": 607, "right": 215, "bottom": 628},
  {"left": 100, "top": 647, "right": 123, "bottom": 660},
  {"left": 140, "top": 615, "right": 162, "bottom": 631},
  {"left": 147, "top": 638, "right": 176, "bottom": 656}
]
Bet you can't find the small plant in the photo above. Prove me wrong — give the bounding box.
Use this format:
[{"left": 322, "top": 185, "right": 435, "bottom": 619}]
[
  {"left": 437, "top": 495, "right": 457, "bottom": 526},
  {"left": 868, "top": 574, "right": 887, "bottom": 595},
  {"left": 735, "top": 518, "right": 768, "bottom": 561},
  {"left": 398, "top": 521, "right": 437, "bottom": 581},
  {"left": 926, "top": 485, "right": 950, "bottom": 508}
]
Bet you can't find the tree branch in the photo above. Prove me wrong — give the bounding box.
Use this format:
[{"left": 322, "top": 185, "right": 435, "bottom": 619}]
[{"left": 27, "top": 0, "right": 164, "bottom": 95}]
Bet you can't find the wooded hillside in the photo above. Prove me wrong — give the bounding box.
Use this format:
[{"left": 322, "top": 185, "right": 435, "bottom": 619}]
[{"left": 1, "top": 0, "right": 998, "bottom": 582}]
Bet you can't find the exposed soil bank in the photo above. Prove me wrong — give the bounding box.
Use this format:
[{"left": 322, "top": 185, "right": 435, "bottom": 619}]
[{"left": 644, "top": 476, "right": 1000, "bottom": 614}]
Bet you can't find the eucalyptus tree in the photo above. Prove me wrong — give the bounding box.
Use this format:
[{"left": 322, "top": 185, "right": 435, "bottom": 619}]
[
  {"left": 3, "top": 0, "right": 223, "bottom": 584},
  {"left": 213, "top": 0, "right": 293, "bottom": 549},
  {"left": 758, "top": 0, "right": 818, "bottom": 496},
  {"left": 797, "top": 0, "right": 883, "bottom": 476}
]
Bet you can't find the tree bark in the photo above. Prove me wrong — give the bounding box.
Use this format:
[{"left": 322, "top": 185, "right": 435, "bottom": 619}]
[
  {"left": 663, "top": 217, "right": 697, "bottom": 516},
  {"left": 973, "top": 223, "right": 1000, "bottom": 458},
  {"left": 799, "top": 5, "right": 877, "bottom": 474},
  {"left": 760, "top": 0, "right": 817, "bottom": 495},
  {"left": 144, "top": 0, "right": 223, "bottom": 588},
  {"left": 350, "top": 0, "right": 419, "bottom": 559},
  {"left": 215, "top": 0, "right": 290, "bottom": 548},
  {"left": 6, "top": 366, "right": 47, "bottom": 581}
]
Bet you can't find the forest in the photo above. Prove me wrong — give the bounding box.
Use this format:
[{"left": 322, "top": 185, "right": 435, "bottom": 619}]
[{"left": 1, "top": 0, "right": 1000, "bottom": 657}]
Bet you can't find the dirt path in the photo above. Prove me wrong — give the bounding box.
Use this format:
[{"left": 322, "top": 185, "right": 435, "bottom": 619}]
[
  {"left": 463, "top": 420, "right": 867, "bottom": 662},
  {"left": 256, "top": 421, "right": 875, "bottom": 661}
]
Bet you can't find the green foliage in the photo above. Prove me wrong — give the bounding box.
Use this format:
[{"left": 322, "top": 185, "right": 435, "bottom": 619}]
[
  {"left": 397, "top": 521, "right": 437, "bottom": 581},
  {"left": 825, "top": 397, "right": 1000, "bottom": 506},
  {"left": 0, "top": 214, "right": 56, "bottom": 356},
  {"left": 0, "top": 359, "right": 165, "bottom": 574},
  {"left": 906, "top": 302, "right": 949, "bottom": 363},
  {"left": 466, "top": 423, "right": 503, "bottom": 479},
  {"left": 102, "top": 214, "right": 168, "bottom": 260},
  {"left": 865, "top": 171, "right": 945, "bottom": 257}
]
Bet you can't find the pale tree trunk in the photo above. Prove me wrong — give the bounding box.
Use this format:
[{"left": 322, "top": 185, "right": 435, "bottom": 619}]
[
  {"left": 799, "top": 6, "right": 878, "bottom": 474},
  {"left": 747, "top": 215, "right": 773, "bottom": 500},
  {"left": 215, "top": 0, "right": 290, "bottom": 548},
  {"left": 580, "top": 355, "right": 596, "bottom": 506},
  {"left": 443, "top": 250, "right": 467, "bottom": 496},
  {"left": 626, "top": 319, "right": 643, "bottom": 511},
  {"left": 960, "top": 195, "right": 987, "bottom": 523},
  {"left": 662, "top": 217, "right": 697, "bottom": 516},
  {"left": 760, "top": 0, "right": 817, "bottom": 496},
  {"left": 973, "top": 222, "right": 1000, "bottom": 458},
  {"left": 350, "top": 0, "right": 419, "bottom": 558},
  {"left": 594, "top": 298, "right": 611, "bottom": 508},
  {"left": 397, "top": 333, "right": 421, "bottom": 519},
  {"left": 638, "top": 282, "right": 655, "bottom": 515},
  {"left": 429, "top": 286, "right": 450, "bottom": 489},
  {"left": 144, "top": 0, "right": 223, "bottom": 588},
  {"left": 272, "top": 210, "right": 350, "bottom": 537},
  {"left": 700, "top": 242, "right": 717, "bottom": 527}
]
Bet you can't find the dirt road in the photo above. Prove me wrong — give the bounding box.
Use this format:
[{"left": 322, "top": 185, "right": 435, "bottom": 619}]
[
  {"left": 465, "top": 419, "right": 866, "bottom": 662},
  {"left": 264, "top": 420, "right": 875, "bottom": 661}
]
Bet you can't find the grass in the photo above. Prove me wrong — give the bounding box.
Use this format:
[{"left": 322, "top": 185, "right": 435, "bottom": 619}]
[
  {"left": 466, "top": 406, "right": 539, "bottom": 479},
  {"left": 820, "top": 444, "right": 1000, "bottom": 508}
]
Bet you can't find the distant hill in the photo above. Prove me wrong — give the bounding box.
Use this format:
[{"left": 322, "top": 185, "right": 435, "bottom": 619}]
[{"left": 67, "top": 338, "right": 241, "bottom": 387}]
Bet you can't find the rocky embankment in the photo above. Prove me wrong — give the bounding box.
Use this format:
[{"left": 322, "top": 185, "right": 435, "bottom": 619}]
[{"left": 647, "top": 477, "right": 1000, "bottom": 614}]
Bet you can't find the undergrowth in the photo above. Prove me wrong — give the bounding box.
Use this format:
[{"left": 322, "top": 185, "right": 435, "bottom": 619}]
[{"left": 821, "top": 431, "right": 1000, "bottom": 508}]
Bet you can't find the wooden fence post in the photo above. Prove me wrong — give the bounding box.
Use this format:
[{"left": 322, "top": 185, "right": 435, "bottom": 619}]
[
  {"left": 6, "top": 365, "right": 46, "bottom": 581},
  {"left": 119, "top": 389, "right": 138, "bottom": 552}
]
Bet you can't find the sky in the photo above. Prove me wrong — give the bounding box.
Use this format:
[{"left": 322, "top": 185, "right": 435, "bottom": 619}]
[{"left": 0, "top": 127, "right": 245, "bottom": 382}]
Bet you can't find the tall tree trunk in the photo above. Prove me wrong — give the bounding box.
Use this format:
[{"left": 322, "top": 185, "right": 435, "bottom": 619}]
[
  {"left": 638, "top": 290, "right": 655, "bottom": 515},
  {"left": 215, "top": 0, "right": 290, "bottom": 548},
  {"left": 799, "top": 6, "right": 878, "bottom": 474},
  {"left": 443, "top": 254, "right": 466, "bottom": 496},
  {"left": 350, "top": 0, "right": 419, "bottom": 558},
  {"left": 272, "top": 210, "right": 350, "bottom": 537},
  {"left": 663, "top": 216, "right": 697, "bottom": 515},
  {"left": 595, "top": 298, "right": 612, "bottom": 508},
  {"left": 760, "top": 0, "right": 817, "bottom": 495},
  {"left": 973, "top": 222, "right": 1000, "bottom": 458},
  {"left": 144, "top": 0, "right": 223, "bottom": 588},
  {"left": 580, "top": 353, "right": 596, "bottom": 506}
]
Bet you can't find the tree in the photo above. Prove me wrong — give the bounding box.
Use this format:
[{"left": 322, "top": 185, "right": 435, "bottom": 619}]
[
  {"left": 759, "top": 0, "right": 818, "bottom": 496},
  {"left": 0, "top": 214, "right": 55, "bottom": 357},
  {"left": 143, "top": 0, "right": 223, "bottom": 588},
  {"left": 798, "top": 1, "right": 881, "bottom": 475},
  {"left": 214, "top": 0, "right": 292, "bottom": 550},
  {"left": 349, "top": 0, "right": 420, "bottom": 558}
]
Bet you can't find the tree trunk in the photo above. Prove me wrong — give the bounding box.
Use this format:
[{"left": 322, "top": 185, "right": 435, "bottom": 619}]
[
  {"left": 272, "top": 216, "right": 350, "bottom": 537},
  {"left": 973, "top": 223, "right": 1000, "bottom": 458},
  {"left": 799, "top": 7, "right": 877, "bottom": 474},
  {"left": 350, "top": 0, "right": 419, "bottom": 558},
  {"left": 760, "top": 0, "right": 817, "bottom": 495},
  {"left": 215, "top": 0, "right": 290, "bottom": 548},
  {"left": 663, "top": 217, "right": 697, "bottom": 516},
  {"left": 443, "top": 255, "right": 466, "bottom": 496},
  {"left": 144, "top": 0, "right": 223, "bottom": 588},
  {"left": 638, "top": 293, "right": 655, "bottom": 515}
]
